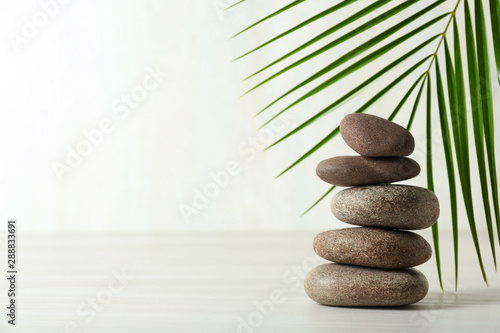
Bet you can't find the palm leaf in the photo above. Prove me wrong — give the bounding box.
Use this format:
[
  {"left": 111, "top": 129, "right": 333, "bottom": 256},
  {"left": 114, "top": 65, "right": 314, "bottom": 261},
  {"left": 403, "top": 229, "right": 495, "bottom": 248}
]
[
  {"left": 463, "top": 0, "right": 496, "bottom": 276},
  {"left": 489, "top": 0, "right": 500, "bottom": 84},
  {"left": 425, "top": 75, "right": 443, "bottom": 289},
  {"left": 458, "top": 0, "right": 489, "bottom": 283},
  {"left": 388, "top": 73, "right": 427, "bottom": 122},
  {"left": 233, "top": 0, "right": 357, "bottom": 54},
  {"left": 225, "top": 0, "right": 246, "bottom": 10},
  {"left": 475, "top": 0, "right": 500, "bottom": 251},
  {"left": 302, "top": 185, "right": 336, "bottom": 216},
  {"left": 406, "top": 75, "right": 428, "bottom": 130},
  {"left": 266, "top": 37, "right": 439, "bottom": 150},
  {"left": 435, "top": 57, "right": 457, "bottom": 289},
  {"left": 241, "top": 0, "right": 419, "bottom": 87},
  {"left": 234, "top": 0, "right": 500, "bottom": 284},
  {"left": 443, "top": 38, "right": 460, "bottom": 289},
  {"left": 253, "top": 3, "right": 447, "bottom": 115},
  {"left": 449, "top": 16, "right": 485, "bottom": 289}
]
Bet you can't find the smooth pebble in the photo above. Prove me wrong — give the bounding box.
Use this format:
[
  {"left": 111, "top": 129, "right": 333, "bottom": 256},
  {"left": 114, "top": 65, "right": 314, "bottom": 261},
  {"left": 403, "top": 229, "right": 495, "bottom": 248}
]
[
  {"left": 340, "top": 113, "right": 415, "bottom": 157},
  {"left": 314, "top": 227, "right": 432, "bottom": 268},
  {"left": 316, "top": 156, "right": 420, "bottom": 186},
  {"left": 331, "top": 185, "right": 440, "bottom": 230},
  {"left": 304, "top": 263, "right": 429, "bottom": 307}
]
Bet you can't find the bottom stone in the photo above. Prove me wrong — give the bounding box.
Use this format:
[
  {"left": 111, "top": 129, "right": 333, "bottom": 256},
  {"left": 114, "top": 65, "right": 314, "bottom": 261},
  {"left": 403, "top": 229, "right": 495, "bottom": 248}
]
[{"left": 304, "top": 263, "right": 428, "bottom": 307}]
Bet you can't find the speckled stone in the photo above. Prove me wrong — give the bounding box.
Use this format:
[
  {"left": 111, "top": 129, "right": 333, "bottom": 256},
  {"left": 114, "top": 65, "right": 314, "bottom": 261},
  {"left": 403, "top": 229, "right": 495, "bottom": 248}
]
[
  {"left": 316, "top": 156, "right": 420, "bottom": 186},
  {"left": 331, "top": 185, "right": 439, "bottom": 230},
  {"left": 313, "top": 228, "right": 432, "bottom": 268},
  {"left": 340, "top": 113, "right": 415, "bottom": 157},
  {"left": 304, "top": 263, "right": 428, "bottom": 307}
]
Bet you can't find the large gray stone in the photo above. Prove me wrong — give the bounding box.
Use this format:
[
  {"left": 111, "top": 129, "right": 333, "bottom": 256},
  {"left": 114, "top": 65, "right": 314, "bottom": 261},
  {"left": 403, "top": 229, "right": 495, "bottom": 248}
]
[
  {"left": 304, "top": 263, "right": 429, "bottom": 307},
  {"left": 331, "top": 185, "right": 439, "bottom": 230},
  {"left": 313, "top": 228, "right": 432, "bottom": 268}
]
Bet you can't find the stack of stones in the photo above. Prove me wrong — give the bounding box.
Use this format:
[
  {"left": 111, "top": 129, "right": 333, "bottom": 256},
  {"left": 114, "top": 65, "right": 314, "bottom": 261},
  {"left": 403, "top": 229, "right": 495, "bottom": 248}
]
[{"left": 304, "top": 113, "right": 440, "bottom": 307}]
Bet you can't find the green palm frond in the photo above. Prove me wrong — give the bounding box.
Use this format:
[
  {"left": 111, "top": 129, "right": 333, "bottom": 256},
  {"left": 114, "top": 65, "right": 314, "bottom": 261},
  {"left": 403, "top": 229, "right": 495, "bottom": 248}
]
[
  {"left": 240, "top": 0, "right": 398, "bottom": 83},
  {"left": 231, "top": 0, "right": 307, "bottom": 38},
  {"left": 225, "top": 0, "right": 246, "bottom": 11},
  {"left": 488, "top": 0, "right": 500, "bottom": 85},
  {"left": 425, "top": 74, "right": 443, "bottom": 289},
  {"left": 443, "top": 37, "right": 461, "bottom": 289},
  {"left": 475, "top": 0, "right": 500, "bottom": 258},
  {"left": 233, "top": 0, "right": 500, "bottom": 286}
]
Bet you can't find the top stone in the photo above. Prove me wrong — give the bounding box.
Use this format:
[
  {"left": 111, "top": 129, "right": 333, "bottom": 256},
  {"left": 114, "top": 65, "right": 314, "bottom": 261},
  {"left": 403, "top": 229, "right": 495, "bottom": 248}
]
[{"left": 340, "top": 113, "right": 415, "bottom": 157}]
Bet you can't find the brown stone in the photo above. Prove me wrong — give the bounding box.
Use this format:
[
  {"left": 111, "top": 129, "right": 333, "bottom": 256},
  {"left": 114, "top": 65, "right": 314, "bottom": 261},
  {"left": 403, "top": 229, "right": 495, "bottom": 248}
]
[
  {"left": 331, "top": 185, "right": 439, "bottom": 230},
  {"left": 316, "top": 156, "right": 420, "bottom": 186},
  {"left": 304, "top": 263, "right": 429, "bottom": 307},
  {"left": 313, "top": 228, "right": 432, "bottom": 268},
  {"left": 340, "top": 113, "right": 415, "bottom": 157}
]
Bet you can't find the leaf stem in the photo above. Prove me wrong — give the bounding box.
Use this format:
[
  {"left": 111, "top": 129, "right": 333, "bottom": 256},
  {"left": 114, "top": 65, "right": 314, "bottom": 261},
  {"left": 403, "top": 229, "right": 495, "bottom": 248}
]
[{"left": 426, "top": 1, "right": 463, "bottom": 73}]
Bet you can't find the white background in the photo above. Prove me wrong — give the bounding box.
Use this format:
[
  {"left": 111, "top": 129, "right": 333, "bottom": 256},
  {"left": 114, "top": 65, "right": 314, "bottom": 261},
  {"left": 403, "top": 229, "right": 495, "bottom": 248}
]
[{"left": 0, "top": 0, "right": 499, "bottom": 232}]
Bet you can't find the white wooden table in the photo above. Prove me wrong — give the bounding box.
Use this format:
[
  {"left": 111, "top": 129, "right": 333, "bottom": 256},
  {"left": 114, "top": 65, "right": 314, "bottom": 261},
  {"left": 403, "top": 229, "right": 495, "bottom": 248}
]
[{"left": 2, "top": 230, "right": 499, "bottom": 332}]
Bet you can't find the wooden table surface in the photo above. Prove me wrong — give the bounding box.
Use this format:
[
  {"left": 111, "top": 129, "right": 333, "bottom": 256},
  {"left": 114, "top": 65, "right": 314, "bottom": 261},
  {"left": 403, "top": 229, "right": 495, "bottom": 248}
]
[{"left": 1, "top": 230, "right": 499, "bottom": 332}]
